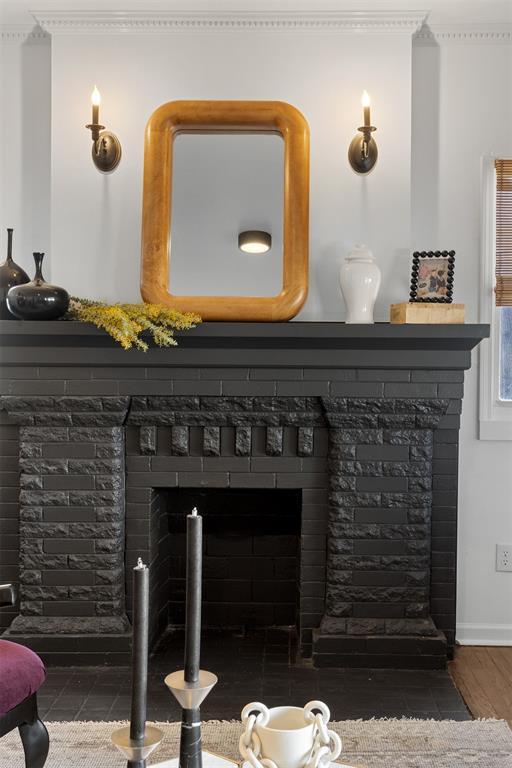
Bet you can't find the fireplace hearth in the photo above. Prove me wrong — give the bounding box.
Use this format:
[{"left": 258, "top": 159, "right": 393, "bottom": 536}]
[{"left": 0, "top": 321, "right": 488, "bottom": 667}]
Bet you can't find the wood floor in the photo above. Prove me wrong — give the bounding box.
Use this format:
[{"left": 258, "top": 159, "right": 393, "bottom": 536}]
[{"left": 449, "top": 646, "right": 512, "bottom": 725}]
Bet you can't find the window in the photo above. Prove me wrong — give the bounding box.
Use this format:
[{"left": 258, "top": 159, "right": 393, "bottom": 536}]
[
  {"left": 495, "top": 160, "right": 512, "bottom": 404},
  {"left": 500, "top": 307, "right": 512, "bottom": 401},
  {"left": 480, "top": 158, "right": 512, "bottom": 439}
]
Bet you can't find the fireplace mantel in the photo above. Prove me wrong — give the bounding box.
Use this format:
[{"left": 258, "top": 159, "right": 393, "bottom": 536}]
[{"left": 0, "top": 321, "right": 489, "bottom": 369}]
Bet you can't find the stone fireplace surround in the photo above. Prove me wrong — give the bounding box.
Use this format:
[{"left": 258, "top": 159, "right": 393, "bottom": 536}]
[{"left": 0, "top": 321, "right": 488, "bottom": 667}]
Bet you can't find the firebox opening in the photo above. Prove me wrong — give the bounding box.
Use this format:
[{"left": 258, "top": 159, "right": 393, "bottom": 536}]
[{"left": 158, "top": 488, "right": 301, "bottom": 638}]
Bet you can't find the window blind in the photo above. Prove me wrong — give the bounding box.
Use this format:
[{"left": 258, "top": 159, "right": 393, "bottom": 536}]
[{"left": 496, "top": 159, "right": 512, "bottom": 306}]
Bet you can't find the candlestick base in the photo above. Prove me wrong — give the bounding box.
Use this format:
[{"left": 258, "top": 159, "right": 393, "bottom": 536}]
[
  {"left": 164, "top": 670, "right": 218, "bottom": 710},
  {"left": 112, "top": 724, "right": 164, "bottom": 762}
]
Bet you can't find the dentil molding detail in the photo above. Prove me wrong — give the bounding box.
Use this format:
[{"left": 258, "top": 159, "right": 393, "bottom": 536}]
[
  {"left": 0, "top": 24, "right": 49, "bottom": 42},
  {"left": 414, "top": 23, "right": 512, "bottom": 45},
  {"left": 3, "top": 13, "right": 509, "bottom": 43},
  {"left": 23, "top": 12, "right": 512, "bottom": 43},
  {"left": 30, "top": 10, "right": 428, "bottom": 35}
]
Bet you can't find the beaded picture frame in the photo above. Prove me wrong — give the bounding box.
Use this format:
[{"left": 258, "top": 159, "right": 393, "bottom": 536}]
[{"left": 409, "top": 250, "right": 455, "bottom": 303}]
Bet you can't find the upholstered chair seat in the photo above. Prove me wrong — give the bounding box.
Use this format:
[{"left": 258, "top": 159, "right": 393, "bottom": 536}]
[
  {"left": 0, "top": 640, "right": 46, "bottom": 716},
  {"left": 0, "top": 586, "right": 49, "bottom": 768}
]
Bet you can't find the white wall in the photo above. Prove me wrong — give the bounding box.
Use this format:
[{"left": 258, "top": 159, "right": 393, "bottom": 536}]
[
  {"left": 412, "top": 38, "right": 512, "bottom": 643},
  {"left": 1, "top": 1, "right": 512, "bottom": 643},
  {"left": 48, "top": 29, "right": 413, "bottom": 318},
  {"left": 0, "top": 34, "right": 50, "bottom": 274}
]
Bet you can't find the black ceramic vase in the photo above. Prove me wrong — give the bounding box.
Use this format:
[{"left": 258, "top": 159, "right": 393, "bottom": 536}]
[
  {"left": 7, "top": 252, "right": 70, "bottom": 320},
  {"left": 0, "top": 229, "right": 30, "bottom": 319}
]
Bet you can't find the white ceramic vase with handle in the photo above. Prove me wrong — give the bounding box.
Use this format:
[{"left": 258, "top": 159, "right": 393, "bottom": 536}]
[
  {"left": 256, "top": 706, "right": 315, "bottom": 768},
  {"left": 239, "top": 700, "right": 342, "bottom": 768},
  {"left": 339, "top": 244, "right": 381, "bottom": 324}
]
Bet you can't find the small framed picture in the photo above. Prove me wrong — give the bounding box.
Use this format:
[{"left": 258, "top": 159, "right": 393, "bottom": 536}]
[{"left": 409, "top": 250, "right": 455, "bottom": 303}]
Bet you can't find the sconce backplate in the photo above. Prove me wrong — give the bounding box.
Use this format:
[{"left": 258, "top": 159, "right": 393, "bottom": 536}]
[
  {"left": 348, "top": 133, "right": 378, "bottom": 174},
  {"left": 92, "top": 131, "right": 122, "bottom": 173}
]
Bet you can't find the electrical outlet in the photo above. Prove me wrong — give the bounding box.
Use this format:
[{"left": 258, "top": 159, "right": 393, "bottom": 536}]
[{"left": 496, "top": 544, "right": 512, "bottom": 572}]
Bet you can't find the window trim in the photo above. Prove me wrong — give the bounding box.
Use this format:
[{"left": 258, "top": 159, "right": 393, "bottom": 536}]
[{"left": 479, "top": 156, "right": 512, "bottom": 440}]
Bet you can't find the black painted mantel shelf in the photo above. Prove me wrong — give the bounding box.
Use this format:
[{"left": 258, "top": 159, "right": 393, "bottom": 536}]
[{"left": 0, "top": 321, "right": 489, "bottom": 369}]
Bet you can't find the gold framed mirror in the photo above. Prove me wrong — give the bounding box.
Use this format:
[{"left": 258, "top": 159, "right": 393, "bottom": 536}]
[{"left": 141, "top": 100, "right": 310, "bottom": 321}]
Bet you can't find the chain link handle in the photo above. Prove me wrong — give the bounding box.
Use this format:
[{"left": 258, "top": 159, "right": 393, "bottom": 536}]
[
  {"left": 304, "top": 700, "right": 342, "bottom": 768},
  {"left": 240, "top": 702, "right": 278, "bottom": 768}
]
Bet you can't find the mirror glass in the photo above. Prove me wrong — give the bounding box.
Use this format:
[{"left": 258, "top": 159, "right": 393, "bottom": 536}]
[{"left": 169, "top": 133, "right": 284, "bottom": 297}]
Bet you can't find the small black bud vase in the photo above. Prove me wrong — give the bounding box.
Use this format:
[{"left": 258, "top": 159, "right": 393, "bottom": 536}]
[
  {"left": 0, "top": 229, "right": 30, "bottom": 319},
  {"left": 7, "top": 252, "right": 70, "bottom": 320}
]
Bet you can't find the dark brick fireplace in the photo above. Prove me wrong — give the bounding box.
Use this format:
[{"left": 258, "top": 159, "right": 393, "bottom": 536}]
[{"left": 0, "top": 321, "right": 488, "bottom": 667}]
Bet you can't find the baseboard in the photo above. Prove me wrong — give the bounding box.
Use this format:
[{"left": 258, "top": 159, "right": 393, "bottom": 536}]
[{"left": 456, "top": 623, "right": 512, "bottom": 646}]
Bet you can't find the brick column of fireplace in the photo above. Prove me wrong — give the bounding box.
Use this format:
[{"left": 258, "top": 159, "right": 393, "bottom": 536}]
[
  {"left": 315, "top": 397, "right": 451, "bottom": 667},
  {"left": 4, "top": 398, "right": 131, "bottom": 662}
]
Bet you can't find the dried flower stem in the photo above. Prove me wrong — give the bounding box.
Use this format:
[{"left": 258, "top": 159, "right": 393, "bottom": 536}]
[{"left": 66, "top": 298, "right": 200, "bottom": 351}]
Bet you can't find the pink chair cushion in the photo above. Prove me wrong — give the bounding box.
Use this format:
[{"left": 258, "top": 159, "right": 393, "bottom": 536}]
[{"left": 0, "top": 639, "right": 46, "bottom": 716}]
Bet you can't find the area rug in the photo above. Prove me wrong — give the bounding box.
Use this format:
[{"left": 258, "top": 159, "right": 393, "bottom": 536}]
[{"left": 0, "top": 719, "right": 511, "bottom": 767}]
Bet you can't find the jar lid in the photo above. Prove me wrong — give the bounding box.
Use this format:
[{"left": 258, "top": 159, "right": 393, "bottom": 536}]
[{"left": 346, "top": 244, "right": 375, "bottom": 261}]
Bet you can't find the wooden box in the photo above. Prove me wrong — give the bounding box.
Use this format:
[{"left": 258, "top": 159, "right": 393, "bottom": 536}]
[{"left": 390, "top": 302, "right": 465, "bottom": 324}]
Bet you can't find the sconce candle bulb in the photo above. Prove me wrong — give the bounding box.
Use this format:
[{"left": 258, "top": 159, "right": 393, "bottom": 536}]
[
  {"left": 348, "top": 89, "right": 378, "bottom": 174},
  {"left": 85, "top": 85, "right": 122, "bottom": 173},
  {"left": 362, "top": 90, "right": 371, "bottom": 128},
  {"left": 91, "top": 85, "right": 100, "bottom": 126}
]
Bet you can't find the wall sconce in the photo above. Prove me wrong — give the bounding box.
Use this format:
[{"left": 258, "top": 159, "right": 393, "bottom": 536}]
[
  {"left": 348, "top": 90, "right": 378, "bottom": 174},
  {"left": 85, "top": 85, "right": 122, "bottom": 173},
  {"left": 238, "top": 230, "right": 272, "bottom": 254}
]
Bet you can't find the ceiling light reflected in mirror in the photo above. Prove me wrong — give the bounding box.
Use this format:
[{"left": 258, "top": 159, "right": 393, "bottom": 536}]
[{"left": 238, "top": 230, "right": 272, "bottom": 254}]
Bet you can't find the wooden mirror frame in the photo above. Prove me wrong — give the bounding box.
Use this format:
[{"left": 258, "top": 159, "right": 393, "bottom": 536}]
[{"left": 141, "top": 100, "right": 310, "bottom": 321}]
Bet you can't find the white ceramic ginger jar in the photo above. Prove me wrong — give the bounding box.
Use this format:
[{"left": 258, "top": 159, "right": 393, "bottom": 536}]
[{"left": 339, "top": 244, "right": 381, "bottom": 324}]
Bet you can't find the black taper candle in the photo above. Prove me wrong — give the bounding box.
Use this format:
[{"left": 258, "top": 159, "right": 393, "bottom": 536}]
[
  {"left": 184, "top": 507, "right": 202, "bottom": 684},
  {"left": 129, "top": 558, "right": 149, "bottom": 768}
]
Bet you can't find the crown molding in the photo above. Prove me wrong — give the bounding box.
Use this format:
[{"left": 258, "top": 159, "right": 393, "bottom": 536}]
[
  {"left": 414, "top": 23, "right": 512, "bottom": 45},
  {"left": 0, "top": 24, "right": 49, "bottom": 43},
  {"left": 31, "top": 9, "right": 427, "bottom": 36}
]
